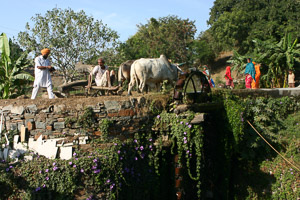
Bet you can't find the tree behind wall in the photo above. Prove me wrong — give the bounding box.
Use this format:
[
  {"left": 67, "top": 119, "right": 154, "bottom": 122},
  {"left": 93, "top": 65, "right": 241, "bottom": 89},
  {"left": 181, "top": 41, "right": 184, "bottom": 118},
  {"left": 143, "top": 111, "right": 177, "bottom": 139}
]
[
  {"left": 121, "top": 16, "right": 197, "bottom": 64},
  {"left": 18, "top": 8, "right": 119, "bottom": 83}
]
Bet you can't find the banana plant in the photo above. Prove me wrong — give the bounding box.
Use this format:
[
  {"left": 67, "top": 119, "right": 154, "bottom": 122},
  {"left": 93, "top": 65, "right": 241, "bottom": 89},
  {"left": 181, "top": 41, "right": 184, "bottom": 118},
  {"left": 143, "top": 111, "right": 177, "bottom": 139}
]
[{"left": 0, "top": 33, "right": 34, "bottom": 99}]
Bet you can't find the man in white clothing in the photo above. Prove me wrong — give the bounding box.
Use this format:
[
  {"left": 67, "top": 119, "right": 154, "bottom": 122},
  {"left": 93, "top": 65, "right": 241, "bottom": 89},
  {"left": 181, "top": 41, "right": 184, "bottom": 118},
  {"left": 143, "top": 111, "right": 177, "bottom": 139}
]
[
  {"left": 31, "top": 48, "right": 55, "bottom": 99},
  {"left": 90, "top": 58, "right": 115, "bottom": 87}
]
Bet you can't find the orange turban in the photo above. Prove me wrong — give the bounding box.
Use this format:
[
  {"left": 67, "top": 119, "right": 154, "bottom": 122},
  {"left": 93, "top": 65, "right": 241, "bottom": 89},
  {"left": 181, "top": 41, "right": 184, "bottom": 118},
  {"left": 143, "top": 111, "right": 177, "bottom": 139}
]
[{"left": 41, "top": 48, "right": 50, "bottom": 55}]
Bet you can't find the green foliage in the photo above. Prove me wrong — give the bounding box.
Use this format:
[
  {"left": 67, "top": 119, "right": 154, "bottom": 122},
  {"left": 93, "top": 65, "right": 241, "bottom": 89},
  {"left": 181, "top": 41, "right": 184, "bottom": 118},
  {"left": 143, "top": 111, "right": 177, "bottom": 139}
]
[
  {"left": 191, "top": 31, "right": 216, "bottom": 66},
  {"left": 121, "top": 15, "right": 196, "bottom": 64},
  {"left": 18, "top": 8, "right": 119, "bottom": 83},
  {"left": 228, "top": 33, "right": 300, "bottom": 88},
  {"left": 0, "top": 33, "right": 34, "bottom": 99},
  {"left": 64, "top": 107, "right": 96, "bottom": 132},
  {"left": 154, "top": 111, "right": 203, "bottom": 198},
  {"left": 208, "top": 0, "right": 300, "bottom": 53}
]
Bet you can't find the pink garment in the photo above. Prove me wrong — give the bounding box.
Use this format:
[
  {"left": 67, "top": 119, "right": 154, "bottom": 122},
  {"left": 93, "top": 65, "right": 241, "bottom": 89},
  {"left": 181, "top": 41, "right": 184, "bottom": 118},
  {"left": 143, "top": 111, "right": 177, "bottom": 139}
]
[{"left": 245, "top": 74, "right": 253, "bottom": 89}]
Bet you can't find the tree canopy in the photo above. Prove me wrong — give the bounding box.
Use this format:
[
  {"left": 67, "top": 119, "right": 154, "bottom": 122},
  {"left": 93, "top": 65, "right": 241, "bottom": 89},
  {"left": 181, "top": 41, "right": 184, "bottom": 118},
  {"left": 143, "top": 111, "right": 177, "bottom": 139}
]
[
  {"left": 18, "top": 8, "right": 119, "bottom": 83},
  {"left": 120, "top": 15, "right": 197, "bottom": 64},
  {"left": 208, "top": 0, "right": 300, "bottom": 53}
]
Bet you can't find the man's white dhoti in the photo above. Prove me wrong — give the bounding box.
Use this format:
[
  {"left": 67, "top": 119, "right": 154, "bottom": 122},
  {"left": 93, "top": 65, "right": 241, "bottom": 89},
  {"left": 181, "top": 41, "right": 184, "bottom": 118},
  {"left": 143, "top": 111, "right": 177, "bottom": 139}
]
[
  {"left": 31, "top": 55, "right": 55, "bottom": 99},
  {"left": 91, "top": 65, "right": 113, "bottom": 87}
]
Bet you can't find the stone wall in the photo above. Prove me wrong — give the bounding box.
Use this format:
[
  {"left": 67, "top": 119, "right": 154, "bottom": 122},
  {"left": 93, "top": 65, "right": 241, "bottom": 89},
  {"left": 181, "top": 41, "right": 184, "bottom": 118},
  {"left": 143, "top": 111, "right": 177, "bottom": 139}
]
[{"left": 0, "top": 96, "right": 167, "bottom": 140}]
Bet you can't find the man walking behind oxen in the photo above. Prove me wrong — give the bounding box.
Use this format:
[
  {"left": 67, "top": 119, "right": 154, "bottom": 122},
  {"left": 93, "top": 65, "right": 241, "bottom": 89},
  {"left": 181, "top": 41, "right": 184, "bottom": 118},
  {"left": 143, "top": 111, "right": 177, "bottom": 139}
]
[{"left": 31, "top": 48, "right": 55, "bottom": 99}]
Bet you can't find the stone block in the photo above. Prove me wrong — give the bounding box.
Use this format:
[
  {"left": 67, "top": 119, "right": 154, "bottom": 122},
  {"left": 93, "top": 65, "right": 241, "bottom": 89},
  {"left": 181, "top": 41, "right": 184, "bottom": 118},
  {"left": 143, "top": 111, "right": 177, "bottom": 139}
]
[
  {"left": 119, "top": 109, "right": 135, "bottom": 117},
  {"left": 26, "top": 104, "right": 37, "bottom": 114},
  {"left": 20, "top": 125, "right": 27, "bottom": 142},
  {"left": 120, "top": 100, "right": 132, "bottom": 109},
  {"left": 3, "top": 105, "right": 13, "bottom": 112},
  {"left": 107, "top": 112, "right": 119, "bottom": 117},
  {"left": 11, "top": 106, "right": 25, "bottom": 115},
  {"left": 60, "top": 146, "right": 72, "bottom": 160},
  {"left": 27, "top": 121, "right": 35, "bottom": 131},
  {"left": 104, "top": 100, "right": 120, "bottom": 112},
  {"left": 54, "top": 122, "right": 65, "bottom": 129},
  {"left": 10, "top": 123, "right": 18, "bottom": 131},
  {"left": 46, "top": 125, "right": 53, "bottom": 131},
  {"left": 46, "top": 118, "right": 57, "bottom": 125},
  {"left": 37, "top": 139, "right": 58, "bottom": 159},
  {"left": 36, "top": 121, "right": 46, "bottom": 129},
  {"left": 54, "top": 105, "right": 66, "bottom": 113},
  {"left": 8, "top": 149, "right": 20, "bottom": 160},
  {"left": 57, "top": 118, "right": 65, "bottom": 122}
]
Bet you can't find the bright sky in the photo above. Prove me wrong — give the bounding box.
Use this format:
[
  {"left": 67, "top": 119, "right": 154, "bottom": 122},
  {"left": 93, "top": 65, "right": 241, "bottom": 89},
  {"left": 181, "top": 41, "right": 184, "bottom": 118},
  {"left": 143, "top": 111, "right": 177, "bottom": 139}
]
[{"left": 1, "top": 0, "right": 215, "bottom": 42}]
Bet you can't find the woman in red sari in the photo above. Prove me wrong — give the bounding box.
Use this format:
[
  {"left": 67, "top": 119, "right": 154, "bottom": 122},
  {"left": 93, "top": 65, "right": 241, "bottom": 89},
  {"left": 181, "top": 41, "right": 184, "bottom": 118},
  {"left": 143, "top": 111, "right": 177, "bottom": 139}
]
[{"left": 225, "top": 66, "right": 234, "bottom": 89}]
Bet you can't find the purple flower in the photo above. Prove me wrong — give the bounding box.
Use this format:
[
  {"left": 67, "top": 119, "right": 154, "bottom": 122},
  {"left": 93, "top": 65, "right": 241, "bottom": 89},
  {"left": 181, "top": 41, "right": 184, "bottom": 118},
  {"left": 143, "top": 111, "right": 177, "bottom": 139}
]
[
  {"left": 53, "top": 166, "right": 58, "bottom": 171},
  {"left": 106, "top": 179, "right": 111, "bottom": 183},
  {"left": 135, "top": 157, "right": 138, "bottom": 161},
  {"left": 184, "top": 140, "right": 187, "bottom": 144},
  {"left": 117, "top": 150, "right": 121, "bottom": 154},
  {"left": 120, "top": 156, "right": 123, "bottom": 160},
  {"left": 184, "top": 137, "right": 187, "bottom": 140},
  {"left": 110, "top": 185, "right": 114, "bottom": 190},
  {"left": 186, "top": 150, "right": 190, "bottom": 154},
  {"left": 280, "top": 102, "right": 282, "bottom": 104},
  {"left": 180, "top": 121, "right": 183, "bottom": 124},
  {"left": 185, "top": 122, "right": 189, "bottom": 125},
  {"left": 141, "top": 153, "right": 145, "bottom": 159},
  {"left": 73, "top": 153, "right": 77, "bottom": 156},
  {"left": 184, "top": 132, "right": 187, "bottom": 135},
  {"left": 35, "top": 187, "right": 41, "bottom": 192},
  {"left": 188, "top": 125, "right": 192, "bottom": 128},
  {"left": 45, "top": 177, "right": 49, "bottom": 181},
  {"left": 42, "top": 184, "right": 46, "bottom": 188},
  {"left": 241, "top": 118, "right": 244, "bottom": 122},
  {"left": 62, "top": 132, "right": 66, "bottom": 135},
  {"left": 290, "top": 168, "right": 293, "bottom": 171},
  {"left": 9, "top": 166, "right": 13, "bottom": 169},
  {"left": 94, "top": 169, "right": 100, "bottom": 173},
  {"left": 149, "top": 138, "right": 152, "bottom": 142},
  {"left": 189, "top": 153, "right": 192, "bottom": 157},
  {"left": 134, "top": 139, "right": 138, "bottom": 143},
  {"left": 69, "top": 162, "right": 72, "bottom": 165},
  {"left": 73, "top": 165, "right": 77, "bottom": 168},
  {"left": 149, "top": 145, "right": 152, "bottom": 149},
  {"left": 135, "top": 147, "right": 139, "bottom": 151},
  {"left": 81, "top": 169, "right": 84, "bottom": 173},
  {"left": 157, "top": 115, "right": 160, "bottom": 119},
  {"left": 114, "top": 143, "right": 118, "bottom": 146},
  {"left": 140, "top": 146, "right": 144, "bottom": 150},
  {"left": 291, "top": 172, "right": 293, "bottom": 175},
  {"left": 92, "top": 166, "right": 97, "bottom": 170},
  {"left": 52, "top": 162, "right": 56, "bottom": 166},
  {"left": 93, "top": 159, "right": 97, "bottom": 163},
  {"left": 88, "top": 156, "right": 91, "bottom": 158},
  {"left": 45, "top": 169, "right": 49, "bottom": 173},
  {"left": 75, "top": 158, "right": 78, "bottom": 160},
  {"left": 39, "top": 170, "right": 42, "bottom": 174},
  {"left": 6, "top": 168, "right": 9, "bottom": 172}
]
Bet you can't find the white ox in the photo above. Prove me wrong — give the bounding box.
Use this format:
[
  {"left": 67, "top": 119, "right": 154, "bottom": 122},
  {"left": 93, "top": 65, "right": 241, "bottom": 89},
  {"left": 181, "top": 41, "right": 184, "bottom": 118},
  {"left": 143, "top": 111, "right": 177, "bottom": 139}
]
[{"left": 128, "top": 55, "right": 181, "bottom": 95}]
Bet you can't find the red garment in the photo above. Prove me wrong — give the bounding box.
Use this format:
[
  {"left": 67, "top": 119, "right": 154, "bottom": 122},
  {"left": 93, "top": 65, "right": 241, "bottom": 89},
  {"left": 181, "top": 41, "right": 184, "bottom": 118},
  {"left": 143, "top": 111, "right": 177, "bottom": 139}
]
[
  {"left": 245, "top": 74, "right": 252, "bottom": 89},
  {"left": 225, "top": 66, "right": 233, "bottom": 81}
]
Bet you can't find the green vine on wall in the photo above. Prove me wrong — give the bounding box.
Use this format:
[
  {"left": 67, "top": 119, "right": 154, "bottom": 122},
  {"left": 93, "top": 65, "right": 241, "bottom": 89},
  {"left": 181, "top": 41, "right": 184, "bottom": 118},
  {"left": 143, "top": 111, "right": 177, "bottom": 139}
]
[{"left": 153, "top": 110, "right": 204, "bottom": 198}]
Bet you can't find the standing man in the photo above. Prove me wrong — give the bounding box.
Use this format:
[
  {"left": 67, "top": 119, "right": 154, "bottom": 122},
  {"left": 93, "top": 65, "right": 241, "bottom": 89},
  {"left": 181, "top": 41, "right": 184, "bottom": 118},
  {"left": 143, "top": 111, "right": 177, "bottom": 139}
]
[
  {"left": 31, "top": 48, "right": 55, "bottom": 99},
  {"left": 90, "top": 58, "right": 115, "bottom": 87}
]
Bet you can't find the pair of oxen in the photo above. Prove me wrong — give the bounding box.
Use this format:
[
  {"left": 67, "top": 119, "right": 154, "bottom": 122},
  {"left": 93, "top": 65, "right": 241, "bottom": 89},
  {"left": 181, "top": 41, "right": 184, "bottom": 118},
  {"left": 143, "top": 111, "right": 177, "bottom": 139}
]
[{"left": 118, "top": 55, "right": 182, "bottom": 95}]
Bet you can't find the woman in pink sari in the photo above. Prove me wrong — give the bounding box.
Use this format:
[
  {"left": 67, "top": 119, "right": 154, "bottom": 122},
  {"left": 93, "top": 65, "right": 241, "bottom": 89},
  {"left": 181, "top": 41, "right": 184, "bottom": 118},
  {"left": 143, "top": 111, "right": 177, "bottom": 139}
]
[{"left": 244, "top": 58, "right": 256, "bottom": 89}]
